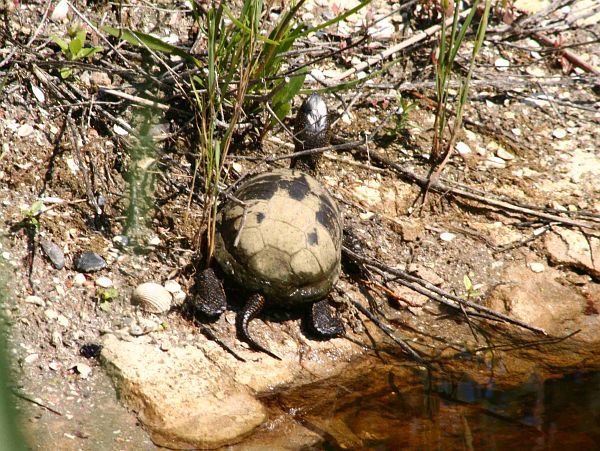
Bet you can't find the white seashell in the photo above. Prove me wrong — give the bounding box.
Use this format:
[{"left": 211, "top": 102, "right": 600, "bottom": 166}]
[{"left": 132, "top": 282, "right": 172, "bottom": 313}]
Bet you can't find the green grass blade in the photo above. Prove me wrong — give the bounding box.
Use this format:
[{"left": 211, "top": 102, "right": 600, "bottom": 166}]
[{"left": 102, "top": 25, "right": 202, "bottom": 66}]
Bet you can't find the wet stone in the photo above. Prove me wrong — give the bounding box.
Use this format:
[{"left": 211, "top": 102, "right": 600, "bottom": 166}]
[
  {"left": 74, "top": 251, "right": 107, "bottom": 273},
  {"left": 40, "top": 238, "right": 65, "bottom": 270}
]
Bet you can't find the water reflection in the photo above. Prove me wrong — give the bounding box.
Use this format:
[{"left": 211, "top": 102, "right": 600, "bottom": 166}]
[{"left": 304, "top": 370, "right": 600, "bottom": 450}]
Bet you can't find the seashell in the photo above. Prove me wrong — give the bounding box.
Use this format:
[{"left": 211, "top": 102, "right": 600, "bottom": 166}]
[{"left": 131, "top": 282, "right": 172, "bottom": 313}]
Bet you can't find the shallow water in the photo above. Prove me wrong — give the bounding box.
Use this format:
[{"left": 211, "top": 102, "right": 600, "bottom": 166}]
[
  {"left": 266, "top": 368, "right": 600, "bottom": 450},
  {"left": 338, "top": 372, "right": 600, "bottom": 450}
]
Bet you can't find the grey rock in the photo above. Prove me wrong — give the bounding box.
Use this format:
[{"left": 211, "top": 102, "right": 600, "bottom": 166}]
[
  {"left": 74, "top": 251, "right": 106, "bottom": 273},
  {"left": 40, "top": 238, "right": 65, "bottom": 269}
]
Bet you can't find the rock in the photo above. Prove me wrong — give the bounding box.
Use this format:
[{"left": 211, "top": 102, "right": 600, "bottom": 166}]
[
  {"left": 545, "top": 229, "right": 600, "bottom": 279},
  {"left": 95, "top": 276, "right": 113, "bottom": 288},
  {"left": 488, "top": 263, "right": 600, "bottom": 350},
  {"left": 455, "top": 141, "right": 471, "bottom": 155},
  {"left": 101, "top": 334, "right": 267, "bottom": 449},
  {"left": 44, "top": 309, "right": 59, "bottom": 320},
  {"left": 112, "top": 235, "right": 129, "bottom": 248},
  {"left": 497, "top": 148, "right": 515, "bottom": 161},
  {"left": 399, "top": 222, "right": 422, "bottom": 242},
  {"left": 408, "top": 264, "right": 444, "bottom": 286},
  {"left": 17, "top": 123, "right": 34, "bottom": 138},
  {"left": 486, "top": 155, "right": 507, "bottom": 169},
  {"left": 24, "top": 353, "right": 39, "bottom": 364},
  {"left": 74, "top": 251, "right": 106, "bottom": 273},
  {"left": 74, "top": 362, "right": 92, "bottom": 379},
  {"left": 552, "top": 128, "right": 567, "bottom": 139},
  {"left": 527, "top": 262, "right": 545, "bottom": 273},
  {"left": 57, "top": 314, "right": 69, "bottom": 327},
  {"left": 73, "top": 273, "right": 87, "bottom": 286},
  {"left": 494, "top": 57, "right": 509, "bottom": 71},
  {"left": 163, "top": 280, "right": 181, "bottom": 294},
  {"left": 25, "top": 295, "right": 45, "bottom": 306},
  {"left": 51, "top": 0, "right": 69, "bottom": 21},
  {"left": 439, "top": 232, "right": 456, "bottom": 242}
]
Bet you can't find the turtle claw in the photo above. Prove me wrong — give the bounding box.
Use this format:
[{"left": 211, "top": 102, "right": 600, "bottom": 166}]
[
  {"left": 194, "top": 268, "right": 227, "bottom": 317},
  {"left": 309, "top": 299, "right": 344, "bottom": 338},
  {"left": 237, "top": 294, "right": 281, "bottom": 360}
]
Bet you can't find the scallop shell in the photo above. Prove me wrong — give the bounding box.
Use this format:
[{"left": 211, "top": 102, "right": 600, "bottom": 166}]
[{"left": 131, "top": 282, "right": 172, "bottom": 313}]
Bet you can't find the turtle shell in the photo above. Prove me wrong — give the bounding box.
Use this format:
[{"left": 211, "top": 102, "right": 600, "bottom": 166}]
[{"left": 214, "top": 168, "right": 342, "bottom": 305}]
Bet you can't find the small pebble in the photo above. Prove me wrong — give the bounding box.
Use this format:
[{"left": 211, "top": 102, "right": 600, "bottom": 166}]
[
  {"left": 74, "top": 251, "right": 106, "bottom": 273},
  {"left": 17, "top": 124, "right": 34, "bottom": 138},
  {"left": 40, "top": 238, "right": 65, "bottom": 270},
  {"left": 486, "top": 156, "right": 507, "bottom": 169},
  {"left": 51, "top": 0, "right": 69, "bottom": 21},
  {"left": 95, "top": 276, "right": 113, "bottom": 288},
  {"left": 147, "top": 236, "right": 161, "bottom": 246},
  {"left": 74, "top": 362, "right": 92, "bottom": 379},
  {"left": 112, "top": 235, "right": 129, "bottom": 248},
  {"left": 31, "top": 84, "right": 45, "bottom": 103},
  {"left": 528, "top": 262, "right": 545, "bottom": 273},
  {"left": 48, "top": 361, "right": 60, "bottom": 371},
  {"left": 24, "top": 353, "right": 39, "bottom": 364},
  {"left": 163, "top": 280, "right": 181, "bottom": 294},
  {"left": 73, "top": 273, "right": 87, "bottom": 286},
  {"left": 496, "top": 148, "right": 514, "bottom": 161},
  {"left": 440, "top": 232, "right": 456, "bottom": 242},
  {"left": 552, "top": 128, "right": 567, "bottom": 139},
  {"left": 494, "top": 58, "right": 510, "bottom": 71},
  {"left": 51, "top": 331, "right": 63, "bottom": 347},
  {"left": 25, "top": 295, "right": 45, "bottom": 306},
  {"left": 455, "top": 141, "right": 471, "bottom": 155},
  {"left": 129, "top": 324, "right": 144, "bottom": 337},
  {"left": 57, "top": 315, "right": 69, "bottom": 327},
  {"left": 172, "top": 290, "right": 187, "bottom": 303},
  {"left": 44, "top": 309, "right": 59, "bottom": 320}
]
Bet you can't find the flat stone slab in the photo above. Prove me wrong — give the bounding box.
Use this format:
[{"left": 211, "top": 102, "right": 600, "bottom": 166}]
[{"left": 101, "top": 334, "right": 266, "bottom": 449}]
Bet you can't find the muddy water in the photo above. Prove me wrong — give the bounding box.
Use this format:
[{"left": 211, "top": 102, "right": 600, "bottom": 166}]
[{"left": 262, "top": 365, "right": 600, "bottom": 450}]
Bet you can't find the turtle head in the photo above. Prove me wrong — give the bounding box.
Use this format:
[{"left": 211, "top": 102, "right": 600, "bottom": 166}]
[{"left": 291, "top": 93, "right": 329, "bottom": 173}]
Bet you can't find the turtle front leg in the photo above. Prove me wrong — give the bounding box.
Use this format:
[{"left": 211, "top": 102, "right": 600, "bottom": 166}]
[
  {"left": 309, "top": 299, "right": 344, "bottom": 337},
  {"left": 237, "top": 294, "right": 281, "bottom": 360}
]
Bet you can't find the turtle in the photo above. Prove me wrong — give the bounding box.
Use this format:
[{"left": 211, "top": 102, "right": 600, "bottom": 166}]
[{"left": 195, "top": 93, "right": 344, "bottom": 359}]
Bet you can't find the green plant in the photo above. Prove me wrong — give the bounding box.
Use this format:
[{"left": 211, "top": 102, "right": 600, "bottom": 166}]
[
  {"left": 394, "top": 94, "right": 418, "bottom": 132},
  {"left": 429, "top": 0, "right": 491, "bottom": 171},
  {"left": 21, "top": 200, "right": 44, "bottom": 230},
  {"left": 462, "top": 274, "right": 481, "bottom": 300},
  {"left": 52, "top": 26, "right": 103, "bottom": 79},
  {"left": 96, "top": 287, "right": 118, "bottom": 312}
]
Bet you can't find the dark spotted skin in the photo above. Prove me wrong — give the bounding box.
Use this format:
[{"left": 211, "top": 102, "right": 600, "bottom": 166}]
[{"left": 197, "top": 93, "right": 344, "bottom": 358}]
